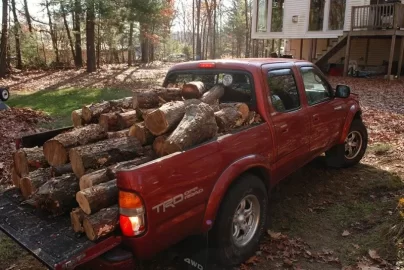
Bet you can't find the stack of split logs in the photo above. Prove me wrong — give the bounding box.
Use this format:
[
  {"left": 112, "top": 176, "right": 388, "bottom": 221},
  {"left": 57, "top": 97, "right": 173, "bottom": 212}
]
[{"left": 10, "top": 82, "right": 262, "bottom": 241}]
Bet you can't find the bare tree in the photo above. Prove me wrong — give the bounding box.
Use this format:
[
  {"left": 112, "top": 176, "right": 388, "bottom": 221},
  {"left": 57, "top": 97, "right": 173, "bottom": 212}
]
[
  {"left": 11, "top": 0, "right": 22, "bottom": 69},
  {"left": 86, "top": 0, "right": 96, "bottom": 72},
  {"left": 74, "top": 0, "right": 83, "bottom": 67},
  {"left": 23, "top": 0, "right": 33, "bottom": 32},
  {"left": 0, "top": 0, "right": 8, "bottom": 77},
  {"left": 45, "top": 0, "right": 60, "bottom": 63},
  {"left": 60, "top": 0, "right": 76, "bottom": 63},
  {"left": 196, "top": 0, "right": 201, "bottom": 59}
]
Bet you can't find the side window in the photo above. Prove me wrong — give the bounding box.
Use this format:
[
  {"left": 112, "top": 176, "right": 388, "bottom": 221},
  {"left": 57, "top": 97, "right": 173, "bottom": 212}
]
[
  {"left": 267, "top": 69, "right": 300, "bottom": 112},
  {"left": 300, "top": 67, "right": 333, "bottom": 105}
]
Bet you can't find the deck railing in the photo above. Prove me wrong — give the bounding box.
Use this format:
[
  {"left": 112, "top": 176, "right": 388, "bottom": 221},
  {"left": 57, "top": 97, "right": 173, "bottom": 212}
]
[{"left": 351, "top": 3, "right": 404, "bottom": 31}]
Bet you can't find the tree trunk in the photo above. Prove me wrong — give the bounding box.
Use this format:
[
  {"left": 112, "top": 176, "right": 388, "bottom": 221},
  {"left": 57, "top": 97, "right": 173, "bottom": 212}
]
[
  {"left": 140, "top": 23, "right": 149, "bottom": 63},
  {"left": 74, "top": 0, "right": 83, "bottom": 67},
  {"left": 116, "top": 111, "right": 138, "bottom": 129},
  {"left": 200, "top": 85, "right": 224, "bottom": 105},
  {"left": 128, "top": 22, "right": 134, "bottom": 66},
  {"left": 20, "top": 167, "right": 53, "bottom": 199},
  {"left": 31, "top": 174, "right": 79, "bottom": 215},
  {"left": 61, "top": 1, "right": 76, "bottom": 63},
  {"left": 82, "top": 101, "right": 111, "bottom": 123},
  {"left": 45, "top": 0, "right": 60, "bottom": 64},
  {"left": 23, "top": 0, "right": 32, "bottom": 33},
  {"left": 133, "top": 87, "right": 182, "bottom": 109},
  {"left": 11, "top": 0, "right": 22, "bottom": 69},
  {"left": 219, "top": 103, "right": 249, "bottom": 123},
  {"left": 244, "top": 0, "right": 249, "bottom": 57},
  {"left": 0, "top": 0, "right": 8, "bottom": 78},
  {"left": 83, "top": 205, "right": 118, "bottom": 240},
  {"left": 182, "top": 81, "right": 207, "bottom": 99},
  {"left": 72, "top": 109, "right": 84, "bottom": 127},
  {"left": 69, "top": 137, "right": 144, "bottom": 177},
  {"left": 212, "top": 0, "right": 216, "bottom": 59},
  {"left": 153, "top": 134, "right": 168, "bottom": 157},
  {"left": 163, "top": 102, "right": 218, "bottom": 155},
  {"left": 13, "top": 147, "right": 48, "bottom": 177},
  {"left": 86, "top": 0, "right": 96, "bottom": 72},
  {"left": 11, "top": 166, "right": 20, "bottom": 188},
  {"left": 43, "top": 124, "right": 107, "bottom": 166},
  {"left": 128, "top": 122, "right": 154, "bottom": 145},
  {"left": 144, "top": 101, "right": 186, "bottom": 136},
  {"left": 99, "top": 113, "right": 119, "bottom": 131},
  {"left": 71, "top": 208, "right": 86, "bottom": 233},
  {"left": 196, "top": 0, "right": 201, "bottom": 59},
  {"left": 76, "top": 179, "right": 117, "bottom": 214},
  {"left": 107, "top": 129, "right": 129, "bottom": 139}
]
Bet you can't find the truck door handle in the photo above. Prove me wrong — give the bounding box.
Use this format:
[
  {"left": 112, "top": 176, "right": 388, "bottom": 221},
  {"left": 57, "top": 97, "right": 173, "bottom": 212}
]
[
  {"left": 313, "top": 114, "right": 320, "bottom": 121},
  {"left": 280, "top": 124, "right": 288, "bottom": 133},
  {"left": 334, "top": 105, "right": 343, "bottom": 111}
]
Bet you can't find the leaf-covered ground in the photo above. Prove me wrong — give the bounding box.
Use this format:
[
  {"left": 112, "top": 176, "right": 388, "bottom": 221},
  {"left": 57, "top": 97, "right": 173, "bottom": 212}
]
[{"left": 0, "top": 71, "right": 403, "bottom": 270}]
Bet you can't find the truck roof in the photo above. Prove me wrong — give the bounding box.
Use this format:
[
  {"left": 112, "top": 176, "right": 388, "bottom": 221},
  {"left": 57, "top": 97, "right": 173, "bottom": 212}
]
[{"left": 168, "top": 58, "right": 308, "bottom": 72}]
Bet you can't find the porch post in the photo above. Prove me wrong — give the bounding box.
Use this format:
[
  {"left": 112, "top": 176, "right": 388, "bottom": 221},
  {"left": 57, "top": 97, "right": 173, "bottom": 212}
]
[
  {"left": 387, "top": 34, "right": 396, "bottom": 80},
  {"left": 397, "top": 37, "right": 404, "bottom": 78},
  {"left": 300, "top": 39, "right": 303, "bottom": 59},
  {"left": 343, "top": 35, "right": 352, "bottom": 77},
  {"left": 308, "top": 39, "right": 314, "bottom": 62},
  {"left": 364, "top": 38, "right": 370, "bottom": 65}
]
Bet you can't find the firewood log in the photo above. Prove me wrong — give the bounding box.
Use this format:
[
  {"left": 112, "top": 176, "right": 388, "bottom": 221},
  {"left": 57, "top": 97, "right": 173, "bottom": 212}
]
[
  {"left": 83, "top": 205, "right": 118, "bottom": 241},
  {"left": 128, "top": 122, "right": 154, "bottom": 145},
  {"left": 99, "top": 113, "right": 119, "bottom": 131},
  {"left": 11, "top": 166, "right": 20, "bottom": 188},
  {"left": 117, "top": 110, "right": 137, "bottom": 129},
  {"left": 31, "top": 174, "right": 79, "bottom": 215},
  {"left": 20, "top": 167, "right": 53, "bottom": 199},
  {"left": 76, "top": 179, "right": 118, "bottom": 215},
  {"left": 200, "top": 85, "right": 224, "bottom": 105},
  {"left": 163, "top": 102, "right": 218, "bottom": 155},
  {"left": 107, "top": 129, "right": 129, "bottom": 139},
  {"left": 245, "top": 111, "right": 256, "bottom": 125},
  {"left": 219, "top": 103, "right": 249, "bottom": 123},
  {"left": 51, "top": 163, "right": 73, "bottom": 177},
  {"left": 43, "top": 124, "right": 107, "bottom": 166},
  {"left": 135, "top": 108, "right": 156, "bottom": 121},
  {"left": 182, "top": 81, "right": 207, "bottom": 99},
  {"left": 71, "top": 109, "right": 84, "bottom": 127},
  {"left": 132, "top": 87, "right": 182, "bottom": 109},
  {"left": 13, "top": 147, "right": 48, "bottom": 176},
  {"left": 105, "top": 155, "right": 154, "bottom": 179},
  {"left": 69, "top": 137, "right": 144, "bottom": 178},
  {"left": 71, "top": 207, "right": 87, "bottom": 233},
  {"left": 144, "top": 101, "right": 185, "bottom": 136},
  {"left": 82, "top": 101, "right": 111, "bottom": 123},
  {"left": 153, "top": 135, "right": 168, "bottom": 157},
  {"left": 109, "top": 97, "right": 133, "bottom": 110},
  {"left": 214, "top": 107, "right": 245, "bottom": 132}
]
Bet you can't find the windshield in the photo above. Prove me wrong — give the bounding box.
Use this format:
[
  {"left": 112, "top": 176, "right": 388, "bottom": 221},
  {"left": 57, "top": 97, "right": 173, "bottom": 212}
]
[{"left": 164, "top": 70, "right": 255, "bottom": 106}]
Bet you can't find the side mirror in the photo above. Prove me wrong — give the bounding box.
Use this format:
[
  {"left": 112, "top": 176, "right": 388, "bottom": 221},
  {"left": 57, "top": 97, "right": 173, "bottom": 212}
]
[{"left": 335, "top": 85, "right": 351, "bottom": 98}]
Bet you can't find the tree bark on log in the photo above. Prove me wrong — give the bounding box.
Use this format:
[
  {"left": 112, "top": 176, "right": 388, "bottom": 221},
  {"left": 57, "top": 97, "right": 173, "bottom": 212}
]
[
  {"left": 153, "top": 135, "right": 168, "bottom": 157},
  {"left": 144, "top": 101, "right": 185, "bottom": 136},
  {"left": 11, "top": 166, "right": 20, "bottom": 188},
  {"left": 76, "top": 179, "right": 118, "bottom": 214},
  {"left": 79, "top": 168, "right": 109, "bottom": 190},
  {"left": 99, "top": 113, "right": 119, "bottom": 131},
  {"left": 219, "top": 103, "right": 249, "bottom": 123},
  {"left": 244, "top": 111, "right": 256, "bottom": 125},
  {"left": 43, "top": 124, "right": 107, "bottom": 166},
  {"left": 128, "top": 122, "right": 154, "bottom": 145},
  {"left": 51, "top": 163, "right": 73, "bottom": 177},
  {"left": 110, "top": 97, "right": 133, "bottom": 110},
  {"left": 182, "top": 81, "right": 206, "bottom": 99},
  {"left": 69, "top": 137, "right": 144, "bottom": 178},
  {"left": 214, "top": 107, "right": 244, "bottom": 132},
  {"left": 163, "top": 102, "right": 218, "bottom": 155},
  {"left": 13, "top": 147, "right": 48, "bottom": 176},
  {"left": 132, "top": 87, "right": 182, "bottom": 109},
  {"left": 200, "top": 85, "right": 224, "bottom": 105},
  {"left": 107, "top": 129, "right": 129, "bottom": 139},
  {"left": 83, "top": 205, "right": 118, "bottom": 241},
  {"left": 72, "top": 109, "right": 84, "bottom": 127},
  {"left": 31, "top": 174, "right": 79, "bottom": 215},
  {"left": 20, "top": 167, "right": 53, "bottom": 199},
  {"left": 117, "top": 110, "right": 137, "bottom": 129},
  {"left": 135, "top": 108, "right": 156, "bottom": 121},
  {"left": 71, "top": 207, "right": 86, "bottom": 233},
  {"left": 105, "top": 155, "right": 154, "bottom": 179},
  {"left": 82, "top": 101, "right": 111, "bottom": 123}
]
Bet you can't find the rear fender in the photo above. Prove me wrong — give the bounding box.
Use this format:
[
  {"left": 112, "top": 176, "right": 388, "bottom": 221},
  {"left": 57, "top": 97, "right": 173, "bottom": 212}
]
[
  {"left": 339, "top": 103, "right": 361, "bottom": 144},
  {"left": 201, "top": 154, "right": 271, "bottom": 232}
]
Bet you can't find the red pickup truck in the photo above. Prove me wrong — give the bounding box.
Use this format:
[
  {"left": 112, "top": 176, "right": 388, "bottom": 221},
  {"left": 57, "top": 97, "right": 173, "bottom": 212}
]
[{"left": 0, "top": 59, "right": 367, "bottom": 269}]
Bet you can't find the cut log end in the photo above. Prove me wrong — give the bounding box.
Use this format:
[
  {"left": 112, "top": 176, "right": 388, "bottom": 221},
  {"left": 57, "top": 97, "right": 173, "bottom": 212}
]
[
  {"left": 20, "top": 177, "right": 33, "bottom": 198},
  {"left": 69, "top": 149, "right": 85, "bottom": 178},
  {"left": 83, "top": 219, "right": 97, "bottom": 240},
  {"left": 144, "top": 110, "right": 168, "bottom": 135},
  {"left": 76, "top": 191, "right": 91, "bottom": 214},
  {"left": 11, "top": 167, "right": 20, "bottom": 188},
  {"left": 43, "top": 140, "right": 69, "bottom": 167},
  {"left": 71, "top": 208, "right": 86, "bottom": 233},
  {"left": 72, "top": 109, "right": 84, "bottom": 127}
]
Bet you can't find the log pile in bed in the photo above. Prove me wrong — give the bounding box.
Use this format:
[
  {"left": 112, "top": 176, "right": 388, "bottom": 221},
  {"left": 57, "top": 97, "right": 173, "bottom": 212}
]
[{"left": 10, "top": 82, "right": 263, "bottom": 241}]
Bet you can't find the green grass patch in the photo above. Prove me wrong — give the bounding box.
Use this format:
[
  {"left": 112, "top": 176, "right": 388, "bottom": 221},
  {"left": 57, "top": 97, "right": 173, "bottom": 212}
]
[
  {"left": 8, "top": 87, "right": 132, "bottom": 128},
  {"left": 369, "top": 143, "right": 392, "bottom": 156}
]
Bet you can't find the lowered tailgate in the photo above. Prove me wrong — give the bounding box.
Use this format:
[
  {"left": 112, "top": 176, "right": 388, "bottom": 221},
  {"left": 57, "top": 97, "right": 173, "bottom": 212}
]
[{"left": 0, "top": 188, "right": 121, "bottom": 270}]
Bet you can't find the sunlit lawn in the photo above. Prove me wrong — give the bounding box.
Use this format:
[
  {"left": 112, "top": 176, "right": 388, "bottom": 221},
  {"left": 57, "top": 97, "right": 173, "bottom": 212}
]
[{"left": 8, "top": 87, "right": 132, "bottom": 129}]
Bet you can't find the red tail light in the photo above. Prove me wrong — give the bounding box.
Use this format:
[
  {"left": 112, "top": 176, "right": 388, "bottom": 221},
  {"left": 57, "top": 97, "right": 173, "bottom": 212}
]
[
  {"left": 198, "top": 62, "right": 215, "bottom": 68},
  {"left": 119, "top": 191, "right": 146, "bottom": 236}
]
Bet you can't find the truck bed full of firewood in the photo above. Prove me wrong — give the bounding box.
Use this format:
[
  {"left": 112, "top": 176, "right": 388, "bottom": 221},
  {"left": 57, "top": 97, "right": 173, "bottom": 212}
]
[{"left": 10, "top": 82, "right": 263, "bottom": 241}]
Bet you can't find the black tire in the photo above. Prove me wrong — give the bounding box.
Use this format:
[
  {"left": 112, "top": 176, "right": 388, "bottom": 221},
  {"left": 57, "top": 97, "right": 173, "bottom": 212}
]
[
  {"left": 326, "top": 119, "right": 368, "bottom": 168},
  {"left": 210, "top": 173, "right": 268, "bottom": 266},
  {"left": 0, "top": 88, "right": 9, "bottom": 101}
]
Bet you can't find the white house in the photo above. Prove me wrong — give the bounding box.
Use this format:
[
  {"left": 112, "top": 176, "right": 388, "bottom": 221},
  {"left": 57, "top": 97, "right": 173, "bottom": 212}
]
[{"left": 251, "top": 0, "right": 404, "bottom": 77}]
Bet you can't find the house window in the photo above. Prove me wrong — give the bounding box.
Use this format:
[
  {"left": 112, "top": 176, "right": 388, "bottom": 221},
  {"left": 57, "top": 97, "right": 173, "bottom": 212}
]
[
  {"left": 271, "top": 0, "right": 284, "bottom": 32},
  {"left": 329, "top": 0, "right": 346, "bottom": 30},
  {"left": 257, "top": 0, "right": 269, "bottom": 32},
  {"left": 309, "top": 0, "right": 326, "bottom": 31}
]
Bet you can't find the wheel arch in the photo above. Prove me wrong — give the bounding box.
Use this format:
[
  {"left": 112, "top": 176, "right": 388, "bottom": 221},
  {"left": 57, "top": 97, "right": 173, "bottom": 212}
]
[
  {"left": 201, "top": 155, "right": 271, "bottom": 232},
  {"left": 339, "top": 103, "right": 362, "bottom": 144}
]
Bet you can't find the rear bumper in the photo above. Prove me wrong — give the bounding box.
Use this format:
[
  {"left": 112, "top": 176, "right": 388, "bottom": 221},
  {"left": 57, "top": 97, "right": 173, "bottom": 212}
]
[{"left": 76, "top": 246, "right": 135, "bottom": 270}]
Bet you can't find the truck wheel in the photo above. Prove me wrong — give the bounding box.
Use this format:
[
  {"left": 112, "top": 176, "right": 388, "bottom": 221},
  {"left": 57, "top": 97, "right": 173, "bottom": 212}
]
[
  {"left": 326, "top": 119, "right": 368, "bottom": 168},
  {"left": 0, "top": 88, "right": 9, "bottom": 101},
  {"left": 210, "top": 174, "right": 268, "bottom": 266}
]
